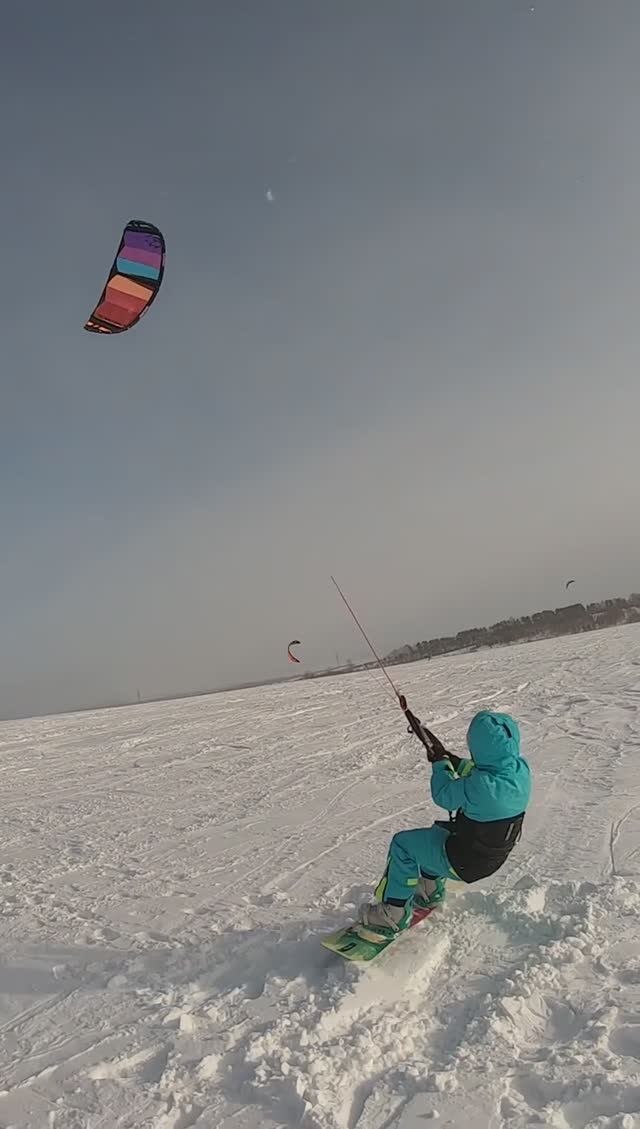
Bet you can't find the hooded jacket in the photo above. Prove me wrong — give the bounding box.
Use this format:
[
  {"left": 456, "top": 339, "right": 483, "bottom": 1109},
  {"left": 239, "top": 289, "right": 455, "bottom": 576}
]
[{"left": 430, "top": 711, "right": 531, "bottom": 882}]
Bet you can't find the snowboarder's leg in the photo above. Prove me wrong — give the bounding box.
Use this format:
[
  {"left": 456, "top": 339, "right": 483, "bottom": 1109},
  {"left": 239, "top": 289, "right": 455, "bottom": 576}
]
[
  {"left": 377, "top": 825, "right": 457, "bottom": 905},
  {"left": 357, "top": 825, "right": 456, "bottom": 939}
]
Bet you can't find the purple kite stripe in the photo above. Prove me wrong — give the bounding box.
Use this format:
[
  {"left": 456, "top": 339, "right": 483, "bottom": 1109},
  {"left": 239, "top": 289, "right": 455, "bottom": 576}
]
[
  {"left": 124, "top": 231, "right": 163, "bottom": 252},
  {"left": 118, "top": 244, "right": 163, "bottom": 268}
]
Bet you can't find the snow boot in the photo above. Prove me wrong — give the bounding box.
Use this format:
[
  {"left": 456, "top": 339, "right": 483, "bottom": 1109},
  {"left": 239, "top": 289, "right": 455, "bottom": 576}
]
[
  {"left": 414, "top": 875, "right": 447, "bottom": 910},
  {"left": 354, "top": 899, "right": 412, "bottom": 942}
]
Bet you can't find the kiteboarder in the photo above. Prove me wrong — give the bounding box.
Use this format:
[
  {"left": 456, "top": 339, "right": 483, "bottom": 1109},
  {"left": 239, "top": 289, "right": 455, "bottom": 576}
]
[{"left": 357, "top": 710, "right": 532, "bottom": 941}]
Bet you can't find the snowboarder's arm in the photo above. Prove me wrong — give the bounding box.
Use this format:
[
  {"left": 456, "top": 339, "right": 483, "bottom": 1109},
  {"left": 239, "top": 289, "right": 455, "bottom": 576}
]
[{"left": 430, "top": 758, "right": 470, "bottom": 810}]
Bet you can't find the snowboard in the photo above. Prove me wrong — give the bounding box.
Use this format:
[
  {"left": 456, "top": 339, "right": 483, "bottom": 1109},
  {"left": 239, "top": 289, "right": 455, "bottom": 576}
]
[{"left": 321, "top": 902, "right": 437, "bottom": 963}]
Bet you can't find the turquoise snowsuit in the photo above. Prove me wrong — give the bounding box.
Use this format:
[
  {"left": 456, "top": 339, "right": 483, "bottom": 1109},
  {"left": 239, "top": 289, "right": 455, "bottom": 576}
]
[{"left": 378, "top": 710, "right": 531, "bottom": 903}]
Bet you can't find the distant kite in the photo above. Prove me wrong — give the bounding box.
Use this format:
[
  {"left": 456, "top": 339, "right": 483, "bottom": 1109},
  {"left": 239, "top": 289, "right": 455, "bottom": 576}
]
[
  {"left": 84, "top": 220, "right": 165, "bottom": 334},
  {"left": 287, "top": 640, "right": 302, "bottom": 664},
  {"left": 565, "top": 579, "right": 576, "bottom": 589},
  {"left": 266, "top": 189, "right": 275, "bottom": 203}
]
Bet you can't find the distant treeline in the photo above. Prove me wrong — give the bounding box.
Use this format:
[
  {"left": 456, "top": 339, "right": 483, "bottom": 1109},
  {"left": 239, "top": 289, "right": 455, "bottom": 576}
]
[{"left": 384, "top": 594, "right": 640, "bottom": 666}]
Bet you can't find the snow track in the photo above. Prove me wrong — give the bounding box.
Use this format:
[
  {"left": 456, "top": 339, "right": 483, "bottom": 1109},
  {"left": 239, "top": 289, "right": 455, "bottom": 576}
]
[{"left": 1, "top": 628, "right": 640, "bottom": 1127}]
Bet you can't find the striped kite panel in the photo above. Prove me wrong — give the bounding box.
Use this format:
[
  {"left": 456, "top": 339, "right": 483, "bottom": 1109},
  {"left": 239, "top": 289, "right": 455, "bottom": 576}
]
[{"left": 84, "top": 220, "right": 165, "bottom": 334}]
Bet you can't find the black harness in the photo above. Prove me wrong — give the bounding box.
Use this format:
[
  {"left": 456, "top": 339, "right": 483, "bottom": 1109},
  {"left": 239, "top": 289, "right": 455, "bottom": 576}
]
[{"left": 444, "top": 809, "right": 525, "bottom": 883}]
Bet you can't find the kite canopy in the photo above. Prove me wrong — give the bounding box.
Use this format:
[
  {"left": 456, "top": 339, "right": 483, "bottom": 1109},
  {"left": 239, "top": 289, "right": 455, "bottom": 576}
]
[
  {"left": 287, "top": 640, "right": 302, "bottom": 664},
  {"left": 565, "top": 579, "right": 576, "bottom": 589},
  {"left": 84, "top": 220, "right": 165, "bottom": 334}
]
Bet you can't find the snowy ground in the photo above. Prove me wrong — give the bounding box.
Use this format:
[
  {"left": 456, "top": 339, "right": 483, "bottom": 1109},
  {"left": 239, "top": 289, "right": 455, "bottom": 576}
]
[{"left": 1, "top": 627, "right": 640, "bottom": 1129}]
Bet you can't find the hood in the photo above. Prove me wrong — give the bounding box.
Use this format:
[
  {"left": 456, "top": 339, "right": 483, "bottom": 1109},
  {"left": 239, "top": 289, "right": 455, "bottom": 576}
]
[{"left": 466, "top": 711, "right": 521, "bottom": 771}]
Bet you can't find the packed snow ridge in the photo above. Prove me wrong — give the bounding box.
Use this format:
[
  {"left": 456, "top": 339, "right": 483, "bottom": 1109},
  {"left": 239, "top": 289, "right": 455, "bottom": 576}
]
[{"left": 0, "top": 626, "right": 639, "bottom": 1128}]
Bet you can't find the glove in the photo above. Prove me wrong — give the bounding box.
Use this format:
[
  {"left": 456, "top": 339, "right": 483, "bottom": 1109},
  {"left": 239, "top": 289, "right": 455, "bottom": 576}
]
[
  {"left": 400, "top": 695, "right": 449, "bottom": 763},
  {"left": 421, "top": 726, "right": 449, "bottom": 763}
]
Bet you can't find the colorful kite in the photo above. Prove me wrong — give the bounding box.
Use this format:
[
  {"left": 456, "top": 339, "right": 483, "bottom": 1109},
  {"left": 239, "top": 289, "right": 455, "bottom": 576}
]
[
  {"left": 84, "top": 220, "right": 165, "bottom": 334},
  {"left": 287, "top": 640, "right": 302, "bottom": 664}
]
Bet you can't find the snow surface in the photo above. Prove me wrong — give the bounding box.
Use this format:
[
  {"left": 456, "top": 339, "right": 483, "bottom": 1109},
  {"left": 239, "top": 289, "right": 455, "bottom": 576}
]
[{"left": 1, "top": 627, "right": 640, "bottom": 1129}]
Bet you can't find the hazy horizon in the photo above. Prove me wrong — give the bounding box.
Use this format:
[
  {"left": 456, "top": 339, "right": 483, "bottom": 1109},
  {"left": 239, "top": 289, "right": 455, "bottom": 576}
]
[
  {"left": 3, "top": 1, "right": 640, "bottom": 721},
  {"left": 0, "top": 583, "right": 635, "bottom": 723}
]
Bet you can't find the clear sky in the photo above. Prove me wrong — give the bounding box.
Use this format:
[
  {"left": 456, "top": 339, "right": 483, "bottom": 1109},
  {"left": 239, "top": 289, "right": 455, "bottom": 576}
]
[{"left": 2, "top": 1, "right": 640, "bottom": 719}]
